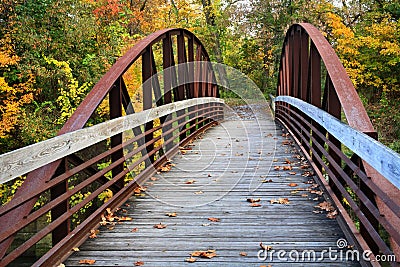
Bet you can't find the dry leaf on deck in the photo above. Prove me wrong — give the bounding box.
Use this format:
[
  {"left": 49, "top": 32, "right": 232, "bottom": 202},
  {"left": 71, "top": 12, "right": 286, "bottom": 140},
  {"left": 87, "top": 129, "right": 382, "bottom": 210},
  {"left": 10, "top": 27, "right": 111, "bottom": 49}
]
[
  {"left": 153, "top": 223, "right": 167, "bottom": 229},
  {"left": 78, "top": 259, "right": 96, "bottom": 265}
]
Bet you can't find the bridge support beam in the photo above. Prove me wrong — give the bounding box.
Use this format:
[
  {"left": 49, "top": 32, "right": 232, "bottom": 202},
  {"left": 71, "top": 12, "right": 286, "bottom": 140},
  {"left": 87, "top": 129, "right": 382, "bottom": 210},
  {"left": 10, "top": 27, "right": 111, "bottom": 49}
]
[{"left": 110, "top": 78, "right": 124, "bottom": 189}]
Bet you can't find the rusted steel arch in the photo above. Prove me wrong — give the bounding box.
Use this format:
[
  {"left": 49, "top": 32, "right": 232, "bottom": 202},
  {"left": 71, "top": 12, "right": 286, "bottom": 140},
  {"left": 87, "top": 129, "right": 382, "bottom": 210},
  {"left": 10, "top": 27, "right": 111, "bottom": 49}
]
[
  {"left": 276, "top": 23, "right": 400, "bottom": 263},
  {"left": 277, "top": 23, "right": 374, "bottom": 133},
  {"left": 0, "top": 28, "right": 219, "bottom": 263},
  {"left": 60, "top": 28, "right": 216, "bottom": 133}
]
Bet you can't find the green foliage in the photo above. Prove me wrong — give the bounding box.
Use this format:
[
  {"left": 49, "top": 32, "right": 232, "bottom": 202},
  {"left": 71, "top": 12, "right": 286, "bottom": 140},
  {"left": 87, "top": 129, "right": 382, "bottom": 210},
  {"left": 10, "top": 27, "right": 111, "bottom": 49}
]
[{"left": 44, "top": 57, "right": 91, "bottom": 124}]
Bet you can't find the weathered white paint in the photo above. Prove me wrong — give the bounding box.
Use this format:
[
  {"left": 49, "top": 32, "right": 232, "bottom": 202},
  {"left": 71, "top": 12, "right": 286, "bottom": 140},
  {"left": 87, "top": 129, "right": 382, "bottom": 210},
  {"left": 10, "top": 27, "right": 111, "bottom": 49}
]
[
  {"left": 276, "top": 95, "right": 400, "bottom": 189},
  {"left": 0, "top": 97, "right": 224, "bottom": 184}
]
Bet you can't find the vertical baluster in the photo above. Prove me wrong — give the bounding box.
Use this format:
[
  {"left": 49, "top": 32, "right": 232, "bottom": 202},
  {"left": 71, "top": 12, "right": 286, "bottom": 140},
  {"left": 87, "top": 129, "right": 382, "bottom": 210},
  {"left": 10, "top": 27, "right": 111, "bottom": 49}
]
[
  {"left": 142, "top": 47, "right": 154, "bottom": 165},
  {"left": 187, "top": 35, "right": 196, "bottom": 135},
  {"left": 120, "top": 78, "right": 150, "bottom": 167},
  {"left": 177, "top": 31, "right": 187, "bottom": 142},
  {"left": 309, "top": 43, "right": 323, "bottom": 169},
  {"left": 194, "top": 45, "right": 202, "bottom": 129},
  {"left": 163, "top": 34, "right": 174, "bottom": 151},
  {"left": 322, "top": 75, "right": 343, "bottom": 198},
  {"left": 51, "top": 158, "right": 69, "bottom": 246},
  {"left": 110, "top": 78, "right": 124, "bottom": 187},
  {"left": 299, "top": 28, "right": 310, "bottom": 147}
]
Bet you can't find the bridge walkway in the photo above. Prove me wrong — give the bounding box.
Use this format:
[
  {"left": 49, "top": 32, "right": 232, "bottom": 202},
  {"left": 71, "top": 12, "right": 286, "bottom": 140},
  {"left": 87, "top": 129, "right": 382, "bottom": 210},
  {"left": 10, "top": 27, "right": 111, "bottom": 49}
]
[{"left": 63, "top": 104, "right": 360, "bottom": 266}]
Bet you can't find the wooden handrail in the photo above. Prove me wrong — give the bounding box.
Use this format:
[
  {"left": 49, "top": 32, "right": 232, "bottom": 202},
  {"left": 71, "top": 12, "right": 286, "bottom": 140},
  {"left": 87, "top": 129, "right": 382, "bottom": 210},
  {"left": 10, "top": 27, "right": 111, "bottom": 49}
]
[
  {"left": 0, "top": 97, "right": 223, "bottom": 184},
  {"left": 275, "top": 96, "right": 400, "bottom": 189}
]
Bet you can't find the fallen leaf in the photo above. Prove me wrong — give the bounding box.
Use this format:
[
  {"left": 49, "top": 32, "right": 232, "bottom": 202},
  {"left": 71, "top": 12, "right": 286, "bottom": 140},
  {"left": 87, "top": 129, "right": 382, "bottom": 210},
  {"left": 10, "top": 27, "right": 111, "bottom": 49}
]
[
  {"left": 134, "top": 261, "right": 144, "bottom": 266},
  {"left": 260, "top": 242, "right": 273, "bottom": 251},
  {"left": 79, "top": 259, "right": 96, "bottom": 265},
  {"left": 327, "top": 210, "right": 338, "bottom": 219},
  {"left": 159, "top": 162, "right": 175, "bottom": 172},
  {"left": 284, "top": 159, "right": 292, "bottom": 164},
  {"left": 300, "top": 164, "right": 310, "bottom": 169},
  {"left": 166, "top": 212, "right": 177, "bottom": 217},
  {"left": 283, "top": 166, "right": 293, "bottom": 171},
  {"left": 185, "top": 179, "right": 196, "bottom": 184},
  {"left": 288, "top": 183, "right": 298, "bottom": 187},
  {"left": 282, "top": 140, "right": 291, "bottom": 145},
  {"left": 310, "top": 190, "right": 323, "bottom": 195},
  {"left": 200, "top": 250, "right": 217, "bottom": 258},
  {"left": 247, "top": 198, "right": 261, "bottom": 203},
  {"left": 208, "top": 217, "right": 220, "bottom": 222},
  {"left": 270, "top": 198, "right": 290, "bottom": 204},
  {"left": 185, "top": 257, "right": 197, "bottom": 263},
  {"left": 150, "top": 177, "right": 158, "bottom": 181},
  {"left": 288, "top": 171, "right": 296, "bottom": 175},
  {"left": 134, "top": 186, "right": 147, "bottom": 195},
  {"left": 261, "top": 179, "right": 273, "bottom": 183},
  {"left": 153, "top": 223, "right": 167, "bottom": 229},
  {"left": 194, "top": 191, "right": 203, "bottom": 195},
  {"left": 301, "top": 194, "right": 308, "bottom": 197},
  {"left": 72, "top": 247, "right": 80, "bottom": 252},
  {"left": 239, "top": 252, "right": 247, "bottom": 256},
  {"left": 190, "top": 249, "right": 217, "bottom": 258},
  {"left": 273, "top": 166, "right": 281, "bottom": 171},
  {"left": 250, "top": 203, "right": 262, "bottom": 207},
  {"left": 117, "top": 216, "right": 133, "bottom": 221},
  {"left": 131, "top": 228, "right": 138, "bottom": 232},
  {"left": 191, "top": 251, "right": 205, "bottom": 257},
  {"left": 302, "top": 171, "right": 313, "bottom": 177},
  {"left": 315, "top": 201, "right": 335, "bottom": 212},
  {"left": 88, "top": 229, "right": 99, "bottom": 239}
]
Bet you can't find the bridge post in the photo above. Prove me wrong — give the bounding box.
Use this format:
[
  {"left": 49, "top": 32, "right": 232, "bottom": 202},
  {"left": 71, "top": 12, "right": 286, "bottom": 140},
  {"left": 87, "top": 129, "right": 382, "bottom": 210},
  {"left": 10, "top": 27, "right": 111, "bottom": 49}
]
[
  {"left": 309, "top": 44, "right": 324, "bottom": 170},
  {"left": 110, "top": 78, "right": 124, "bottom": 188},
  {"left": 323, "top": 77, "right": 343, "bottom": 199},
  {"left": 162, "top": 33, "right": 175, "bottom": 152},
  {"left": 142, "top": 47, "right": 155, "bottom": 165},
  {"left": 50, "top": 158, "right": 70, "bottom": 246},
  {"left": 177, "top": 31, "right": 188, "bottom": 142},
  {"left": 187, "top": 35, "right": 197, "bottom": 136},
  {"left": 359, "top": 132, "right": 380, "bottom": 255}
]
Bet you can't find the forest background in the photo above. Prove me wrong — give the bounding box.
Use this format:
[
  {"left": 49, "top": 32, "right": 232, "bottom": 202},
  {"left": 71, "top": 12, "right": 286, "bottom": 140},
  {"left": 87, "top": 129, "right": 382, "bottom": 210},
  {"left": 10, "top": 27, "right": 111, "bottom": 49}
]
[{"left": 0, "top": 0, "right": 399, "bottom": 156}]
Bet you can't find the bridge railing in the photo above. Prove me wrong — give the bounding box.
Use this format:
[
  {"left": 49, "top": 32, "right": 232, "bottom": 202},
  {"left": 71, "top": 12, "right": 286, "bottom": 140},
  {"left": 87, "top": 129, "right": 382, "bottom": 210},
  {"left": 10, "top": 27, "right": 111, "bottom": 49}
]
[
  {"left": 275, "top": 23, "right": 400, "bottom": 266},
  {"left": 0, "top": 29, "right": 224, "bottom": 266}
]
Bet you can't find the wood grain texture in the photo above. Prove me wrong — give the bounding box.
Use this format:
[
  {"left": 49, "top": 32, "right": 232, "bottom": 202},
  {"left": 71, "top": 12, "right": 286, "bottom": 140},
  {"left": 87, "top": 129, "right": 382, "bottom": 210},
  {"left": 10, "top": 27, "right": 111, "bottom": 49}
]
[
  {"left": 0, "top": 97, "right": 223, "bottom": 184},
  {"left": 63, "top": 104, "right": 360, "bottom": 267}
]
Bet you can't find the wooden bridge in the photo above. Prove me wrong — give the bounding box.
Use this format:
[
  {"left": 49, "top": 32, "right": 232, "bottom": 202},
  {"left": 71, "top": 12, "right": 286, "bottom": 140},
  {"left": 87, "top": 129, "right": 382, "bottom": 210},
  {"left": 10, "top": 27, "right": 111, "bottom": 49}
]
[{"left": 0, "top": 24, "right": 399, "bottom": 267}]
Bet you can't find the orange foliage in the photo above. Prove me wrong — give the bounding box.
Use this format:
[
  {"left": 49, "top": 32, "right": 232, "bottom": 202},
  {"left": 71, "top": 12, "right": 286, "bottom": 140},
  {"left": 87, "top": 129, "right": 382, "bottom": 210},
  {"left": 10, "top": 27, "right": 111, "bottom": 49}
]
[{"left": 0, "top": 42, "right": 34, "bottom": 138}]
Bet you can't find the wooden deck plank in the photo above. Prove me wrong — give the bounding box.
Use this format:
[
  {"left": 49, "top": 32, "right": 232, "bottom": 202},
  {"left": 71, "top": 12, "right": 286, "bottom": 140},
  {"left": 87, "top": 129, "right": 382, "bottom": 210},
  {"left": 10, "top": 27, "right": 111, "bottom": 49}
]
[{"left": 63, "top": 104, "right": 361, "bottom": 267}]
